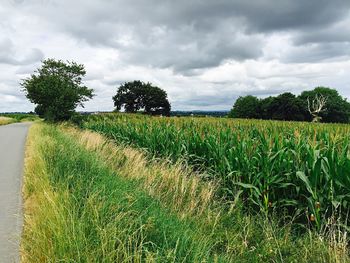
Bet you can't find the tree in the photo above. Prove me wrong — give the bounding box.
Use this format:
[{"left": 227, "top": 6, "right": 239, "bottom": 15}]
[
  {"left": 229, "top": 88, "right": 350, "bottom": 123},
  {"left": 259, "top": 96, "right": 274, "bottom": 120},
  {"left": 267, "top": 93, "right": 305, "bottom": 121},
  {"left": 21, "top": 59, "right": 94, "bottom": 122},
  {"left": 307, "top": 94, "right": 327, "bottom": 122},
  {"left": 299, "top": 87, "right": 350, "bottom": 123},
  {"left": 113, "top": 81, "right": 171, "bottom": 116},
  {"left": 228, "top": 95, "right": 260, "bottom": 119}
]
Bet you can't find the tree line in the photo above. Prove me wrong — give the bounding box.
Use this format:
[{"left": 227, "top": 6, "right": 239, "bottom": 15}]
[
  {"left": 21, "top": 59, "right": 171, "bottom": 122},
  {"left": 229, "top": 88, "right": 350, "bottom": 123},
  {"left": 20, "top": 59, "right": 350, "bottom": 123}
]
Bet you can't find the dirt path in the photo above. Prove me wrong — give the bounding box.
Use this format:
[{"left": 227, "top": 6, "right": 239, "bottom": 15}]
[{"left": 0, "top": 122, "right": 31, "bottom": 263}]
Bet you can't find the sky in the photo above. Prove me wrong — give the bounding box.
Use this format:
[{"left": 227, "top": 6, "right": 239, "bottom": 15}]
[{"left": 1, "top": 0, "right": 350, "bottom": 112}]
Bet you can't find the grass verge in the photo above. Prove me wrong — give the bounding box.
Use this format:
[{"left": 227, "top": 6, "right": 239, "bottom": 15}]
[
  {"left": 22, "top": 123, "right": 349, "bottom": 262},
  {"left": 0, "top": 116, "right": 16, "bottom": 125},
  {"left": 0, "top": 113, "right": 39, "bottom": 122}
]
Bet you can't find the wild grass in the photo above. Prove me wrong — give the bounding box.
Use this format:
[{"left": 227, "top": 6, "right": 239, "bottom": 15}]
[
  {"left": 22, "top": 123, "right": 350, "bottom": 262},
  {"left": 0, "top": 116, "right": 15, "bottom": 125},
  {"left": 0, "top": 113, "right": 39, "bottom": 122},
  {"left": 64, "top": 126, "right": 217, "bottom": 217},
  {"left": 22, "top": 124, "right": 229, "bottom": 262}
]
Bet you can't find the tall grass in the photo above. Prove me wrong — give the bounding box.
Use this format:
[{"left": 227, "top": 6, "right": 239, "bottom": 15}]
[
  {"left": 22, "top": 124, "right": 235, "bottom": 262},
  {"left": 0, "top": 116, "right": 15, "bottom": 125},
  {"left": 0, "top": 113, "right": 39, "bottom": 122},
  {"left": 22, "top": 123, "right": 349, "bottom": 262},
  {"left": 83, "top": 114, "right": 350, "bottom": 229}
]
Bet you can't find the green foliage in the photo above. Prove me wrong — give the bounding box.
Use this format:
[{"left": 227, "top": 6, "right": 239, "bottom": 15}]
[
  {"left": 0, "top": 113, "right": 39, "bottom": 122},
  {"left": 300, "top": 87, "right": 350, "bottom": 123},
  {"left": 229, "top": 95, "right": 260, "bottom": 118},
  {"left": 259, "top": 96, "right": 275, "bottom": 120},
  {"left": 21, "top": 59, "right": 94, "bottom": 122},
  {"left": 69, "top": 112, "right": 87, "bottom": 127},
  {"left": 83, "top": 114, "right": 350, "bottom": 230},
  {"left": 113, "top": 80, "right": 171, "bottom": 116},
  {"left": 229, "top": 87, "right": 350, "bottom": 123},
  {"left": 264, "top": 93, "right": 305, "bottom": 121}
]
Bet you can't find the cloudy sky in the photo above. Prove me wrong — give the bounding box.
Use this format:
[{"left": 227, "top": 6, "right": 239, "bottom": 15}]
[{"left": 1, "top": 0, "right": 350, "bottom": 112}]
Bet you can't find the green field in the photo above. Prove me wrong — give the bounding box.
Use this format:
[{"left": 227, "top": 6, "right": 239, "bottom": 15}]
[{"left": 83, "top": 114, "right": 350, "bottom": 230}]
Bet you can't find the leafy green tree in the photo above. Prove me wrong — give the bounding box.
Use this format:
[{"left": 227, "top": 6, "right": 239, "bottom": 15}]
[
  {"left": 142, "top": 85, "right": 171, "bottom": 115},
  {"left": 21, "top": 59, "right": 94, "bottom": 122},
  {"left": 299, "top": 87, "right": 350, "bottom": 123},
  {"left": 113, "top": 81, "right": 171, "bottom": 116},
  {"left": 113, "top": 80, "right": 143, "bottom": 113},
  {"left": 267, "top": 93, "right": 305, "bottom": 121},
  {"left": 230, "top": 88, "right": 349, "bottom": 123},
  {"left": 229, "top": 95, "right": 260, "bottom": 119},
  {"left": 259, "top": 96, "right": 274, "bottom": 120}
]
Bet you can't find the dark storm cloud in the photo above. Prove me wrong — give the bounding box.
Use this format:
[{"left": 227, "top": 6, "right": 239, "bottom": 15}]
[
  {"left": 1, "top": 0, "right": 350, "bottom": 112},
  {"left": 120, "top": 29, "right": 264, "bottom": 73},
  {"left": 15, "top": 0, "right": 350, "bottom": 71},
  {"left": 44, "top": 0, "right": 350, "bottom": 34},
  {"left": 293, "top": 17, "right": 350, "bottom": 46},
  {"left": 282, "top": 42, "right": 350, "bottom": 63},
  {"left": 294, "top": 31, "right": 350, "bottom": 46},
  {"left": 232, "top": 0, "right": 350, "bottom": 32}
]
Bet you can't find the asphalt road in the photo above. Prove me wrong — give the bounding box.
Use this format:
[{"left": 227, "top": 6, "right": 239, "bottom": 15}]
[{"left": 0, "top": 122, "right": 31, "bottom": 263}]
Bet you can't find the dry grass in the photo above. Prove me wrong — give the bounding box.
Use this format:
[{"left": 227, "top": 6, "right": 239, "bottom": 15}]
[
  {"left": 21, "top": 124, "right": 150, "bottom": 262},
  {"left": 21, "top": 123, "right": 53, "bottom": 262},
  {"left": 0, "top": 116, "right": 14, "bottom": 125},
  {"left": 21, "top": 123, "right": 230, "bottom": 262},
  {"left": 63, "top": 126, "right": 219, "bottom": 219}
]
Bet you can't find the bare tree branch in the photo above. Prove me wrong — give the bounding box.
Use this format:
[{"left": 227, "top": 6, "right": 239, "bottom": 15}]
[{"left": 307, "top": 94, "right": 327, "bottom": 122}]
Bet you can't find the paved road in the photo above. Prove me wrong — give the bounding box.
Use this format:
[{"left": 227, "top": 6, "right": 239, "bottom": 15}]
[{"left": 0, "top": 122, "right": 31, "bottom": 263}]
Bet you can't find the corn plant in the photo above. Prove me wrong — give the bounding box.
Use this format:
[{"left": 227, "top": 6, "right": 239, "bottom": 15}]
[{"left": 82, "top": 113, "right": 350, "bottom": 229}]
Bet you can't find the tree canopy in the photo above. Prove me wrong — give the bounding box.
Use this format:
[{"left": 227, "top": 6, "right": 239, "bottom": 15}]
[
  {"left": 299, "top": 87, "right": 350, "bottom": 123},
  {"left": 262, "top": 93, "right": 305, "bottom": 121},
  {"left": 228, "top": 95, "right": 260, "bottom": 119},
  {"left": 229, "top": 87, "right": 350, "bottom": 123},
  {"left": 21, "top": 59, "right": 94, "bottom": 122},
  {"left": 113, "top": 81, "right": 171, "bottom": 116}
]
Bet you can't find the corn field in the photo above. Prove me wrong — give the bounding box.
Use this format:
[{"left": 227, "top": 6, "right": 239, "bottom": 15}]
[{"left": 83, "top": 113, "right": 350, "bottom": 229}]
